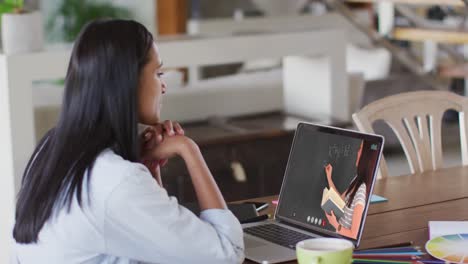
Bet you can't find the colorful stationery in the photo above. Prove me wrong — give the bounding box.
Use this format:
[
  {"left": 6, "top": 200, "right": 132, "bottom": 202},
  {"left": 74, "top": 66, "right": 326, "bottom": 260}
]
[
  {"left": 355, "top": 246, "right": 417, "bottom": 253},
  {"left": 425, "top": 233, "right": 468, "bottom": 263},
  {"left": 353, "top": 245, "right": 430, "bottom": 264}
]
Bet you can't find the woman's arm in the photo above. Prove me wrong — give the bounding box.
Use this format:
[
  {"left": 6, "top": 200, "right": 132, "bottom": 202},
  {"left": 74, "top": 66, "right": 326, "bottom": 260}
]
[
  {"left": 325, "top": 204, "right": 364, "bottom": 239},
  {"left": 104, "top": 164, "right": 244, "bottom": 263},
  {"left": 140, "top": 121, "right": 184, "bottom": 186},
  {"left": 338, "top": 184, "right": 367, "bottom": 238},
  {"left": 337, "top": 204, "right": 364, "bottom": 239},
  {"left": 325, "top": 164, "right": 344, "bottom": 198},
  {"left": 147, "top": 135, "right": 227, "bottom": 210},
  {"left": 141, "top": 120, "right": 227, "bottom": 210},
  {"left": 108, "top": 132, "right": 243, "bottom": 263},
  {"left": 179, "top": 139, "right": 227, "bottom": 210}
]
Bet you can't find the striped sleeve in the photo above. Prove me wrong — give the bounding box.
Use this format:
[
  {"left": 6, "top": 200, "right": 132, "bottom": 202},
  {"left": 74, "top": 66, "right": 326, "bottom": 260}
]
[{"left": 354, "top": 184, "right": 367, "bottom": 207}]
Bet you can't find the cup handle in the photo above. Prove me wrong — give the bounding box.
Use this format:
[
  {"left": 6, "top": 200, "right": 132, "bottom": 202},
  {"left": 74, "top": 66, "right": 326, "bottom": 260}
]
[{"left": 309, "top": 256, "right": 321, "bottom": 264}]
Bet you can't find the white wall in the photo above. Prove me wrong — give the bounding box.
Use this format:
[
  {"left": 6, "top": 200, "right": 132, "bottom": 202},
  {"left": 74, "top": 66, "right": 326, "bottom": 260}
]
[{"left": 0, "top": 55, "right": 17, "bottom": 264}]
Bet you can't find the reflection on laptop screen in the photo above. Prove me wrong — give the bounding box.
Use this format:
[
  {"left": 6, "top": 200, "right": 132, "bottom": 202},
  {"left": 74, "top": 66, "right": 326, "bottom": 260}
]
[{"left": 277, "top": 123, "right": 382, "bottom": 242}]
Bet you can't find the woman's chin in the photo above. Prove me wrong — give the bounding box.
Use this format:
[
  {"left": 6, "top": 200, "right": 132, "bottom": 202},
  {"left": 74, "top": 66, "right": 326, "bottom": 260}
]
[{"left": 140, "top": 116, "right": 160, "bottom": 125}]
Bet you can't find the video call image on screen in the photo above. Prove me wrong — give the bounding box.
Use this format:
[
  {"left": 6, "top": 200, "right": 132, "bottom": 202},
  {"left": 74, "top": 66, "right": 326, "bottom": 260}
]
[{"left": 277, "top": 126, "right": 381, "bottom": 240}]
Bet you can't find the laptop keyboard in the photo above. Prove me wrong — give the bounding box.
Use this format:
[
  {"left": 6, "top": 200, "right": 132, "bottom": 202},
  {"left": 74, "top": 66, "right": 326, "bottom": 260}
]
[{"left": 244, "top": 223, "right": 314, "bottom": 249}]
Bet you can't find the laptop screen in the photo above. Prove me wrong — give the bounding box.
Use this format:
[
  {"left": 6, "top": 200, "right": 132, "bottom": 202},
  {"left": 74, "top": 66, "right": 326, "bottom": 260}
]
[{"left": 276, "top": 123, "right": 383, "bottom": 244}]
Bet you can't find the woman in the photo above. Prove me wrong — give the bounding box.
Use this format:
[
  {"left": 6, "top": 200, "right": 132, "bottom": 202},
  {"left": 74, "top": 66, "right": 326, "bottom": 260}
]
[
  {"left": 12, "top": 20, "right": 244, "bottom": 264},
  {"left": 324, "top": 141, "right": 367, "bottom": 239}
]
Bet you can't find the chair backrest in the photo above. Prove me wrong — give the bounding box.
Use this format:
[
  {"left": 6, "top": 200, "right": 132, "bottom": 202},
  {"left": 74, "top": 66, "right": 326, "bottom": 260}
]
[{"left": 352, "top": 91, "right": 468, "bottom": 179}]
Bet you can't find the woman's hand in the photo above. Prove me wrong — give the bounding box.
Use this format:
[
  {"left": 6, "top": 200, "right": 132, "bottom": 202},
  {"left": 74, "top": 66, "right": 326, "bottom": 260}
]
[
  {"left": 326, "top": 211, "right": 339, "bottom": 230},
  {"left": 143, "top": 121, "right": 226, "bottom": 211},
  {"left": 142, "top": 120, "right": 184, "bottom": 151},
  {"left": 325, "top": 164, "right": 333, "bottom": 181},
  {"left": 140, "top": 120, "right": 185, "bottom": 182},
  {"left": 149, "top": 135, "right": 198, "bottom": 161}
]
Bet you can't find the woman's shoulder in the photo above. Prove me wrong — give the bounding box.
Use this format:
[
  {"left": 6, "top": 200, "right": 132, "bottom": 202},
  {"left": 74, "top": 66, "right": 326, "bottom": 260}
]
[
  {"left": 94, "top": 148, "right": 142, "bottom": 173},
  {"left": 89, "top": 149, "right": 152, "bottom": 196}
]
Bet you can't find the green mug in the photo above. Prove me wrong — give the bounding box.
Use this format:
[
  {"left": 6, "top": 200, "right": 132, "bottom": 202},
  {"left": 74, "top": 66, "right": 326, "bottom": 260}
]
[{"left": 296, "top": 238, "right": 354, "bottom": 264}]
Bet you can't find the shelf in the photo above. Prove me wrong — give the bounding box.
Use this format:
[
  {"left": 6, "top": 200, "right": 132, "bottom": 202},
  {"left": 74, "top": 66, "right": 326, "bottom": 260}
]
[
  {"left": 346, "top": 0, "right": 464, "bottom": 6},
  {"left": 393, "top": 27, "right": 468, "bottom": 44}
]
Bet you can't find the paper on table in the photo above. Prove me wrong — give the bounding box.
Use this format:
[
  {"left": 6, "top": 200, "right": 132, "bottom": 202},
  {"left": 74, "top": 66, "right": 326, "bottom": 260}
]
[
  {"left": 370, "top": 194, "right": 388, "bottom": 204},
  {"left": 429, "top": 221, "right": 468, "bottom": 239}
]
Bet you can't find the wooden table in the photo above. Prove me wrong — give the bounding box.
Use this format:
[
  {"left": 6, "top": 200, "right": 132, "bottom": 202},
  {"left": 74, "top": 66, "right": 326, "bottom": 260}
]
[{"left": 241, "top": 166, "right": 468, "bottom": 263}]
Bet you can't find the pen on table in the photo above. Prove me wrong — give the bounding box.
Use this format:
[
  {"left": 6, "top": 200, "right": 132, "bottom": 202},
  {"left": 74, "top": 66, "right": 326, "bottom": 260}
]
[
  {"left": 353, "top": 259, "right": 412, "bottom": 264},
  {"left": 415, "top": 261, "right": 451, "bottom": 264},
  {"left": 242, "top": 214, "right": 269, "bottom": 224},
  {"left": 355, "top": 246, "right": 420, "bottom": 253},
  {"left": 354, "top": 250, "right": 424, "bottom": 256},
  {"left": 354, "top": 253, "right": 426, "bottom": 257},
  {"left": 354, "top": 249, "right": 422, "bottom": 256},
  {"left": 353, "top": 260, "right": 446, "bottom": 264},
  {"left": 361, "top": 241, "right": 414, "bottom": 250},
  {"left": 353, "top": 254, "right": 422, "bottom": 260}
]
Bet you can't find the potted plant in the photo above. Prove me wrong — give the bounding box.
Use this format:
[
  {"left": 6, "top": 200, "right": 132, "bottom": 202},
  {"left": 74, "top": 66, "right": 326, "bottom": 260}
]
[
  {"left": 47, "top": 0, "right": 132, "bottom": 43},
  {"left": 1, "top": 0, "right": 44, "bottom": 54}
]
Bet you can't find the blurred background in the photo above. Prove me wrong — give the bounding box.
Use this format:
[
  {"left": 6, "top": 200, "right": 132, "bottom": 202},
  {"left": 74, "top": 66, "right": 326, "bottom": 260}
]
[{"left": 1, "top": 0, "right": 467, "bottom": 204}]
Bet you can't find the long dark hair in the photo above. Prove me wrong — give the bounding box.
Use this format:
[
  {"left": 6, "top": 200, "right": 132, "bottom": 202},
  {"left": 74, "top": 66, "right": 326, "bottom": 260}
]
[
  {"left": 346, "top": 140, "right": 379, "bottom": 207},
  {"left": 13, "top": 19, "right": 154, "bottom": 243}
]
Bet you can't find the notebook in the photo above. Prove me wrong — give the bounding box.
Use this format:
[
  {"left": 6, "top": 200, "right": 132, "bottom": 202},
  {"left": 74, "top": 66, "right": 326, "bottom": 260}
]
[
  {"left": 429, "top": 221, "right": 468, "bottom": 239},
  {"left": 321, "top": 187, "right": 345, "bottom": 220}
]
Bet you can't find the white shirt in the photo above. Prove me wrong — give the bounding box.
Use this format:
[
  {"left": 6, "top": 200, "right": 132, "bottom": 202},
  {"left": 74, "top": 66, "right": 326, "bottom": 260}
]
[{"left": 12, "top": 149, "right": 245, "bottom": 264}]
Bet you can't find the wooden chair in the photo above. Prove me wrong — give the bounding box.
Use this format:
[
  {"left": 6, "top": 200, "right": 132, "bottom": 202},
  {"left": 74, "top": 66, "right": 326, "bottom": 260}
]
[{"left": 352, "top": 91, "right": 468, "bottom": 178}]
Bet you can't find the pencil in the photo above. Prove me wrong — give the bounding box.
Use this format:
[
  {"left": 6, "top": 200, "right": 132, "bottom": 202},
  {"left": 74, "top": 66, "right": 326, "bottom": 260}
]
[
  {"left": 353, "top": 259, "right": 413, "bottom": 264},
  {"left": 353, "top": 255, "right": 421, "bottom": 261},
  {"left": 356, "top": 246, "right": 421, "bottom": 253},
  {"left": 414, "top": 261, "right": 450, "bottom": 264},
  {"left": 353, "top": 259, "right": 448, "bottom": 264},
  {"left": 363, "top": 242, "right": 414, "bottom": 250},
  {"left": 354, "top": 252, "right": 426, "bottom": 256}
]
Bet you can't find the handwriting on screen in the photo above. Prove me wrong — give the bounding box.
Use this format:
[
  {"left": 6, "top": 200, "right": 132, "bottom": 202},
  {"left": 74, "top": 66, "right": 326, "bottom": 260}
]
[
  {"left": 328, "top": 144, "right": 352, "bottom": 159},
  {"left": 323, "top": 144, "right": 353, "bottom": 167}
]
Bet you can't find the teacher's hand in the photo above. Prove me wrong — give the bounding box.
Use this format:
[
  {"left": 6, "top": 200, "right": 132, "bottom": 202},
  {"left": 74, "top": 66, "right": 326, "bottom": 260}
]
[
  {"left": 326, "top": 211, "right": 339, "bottom": 230},
  {"left": 325, "top": 163, "right": 333, "bottom": 180}
]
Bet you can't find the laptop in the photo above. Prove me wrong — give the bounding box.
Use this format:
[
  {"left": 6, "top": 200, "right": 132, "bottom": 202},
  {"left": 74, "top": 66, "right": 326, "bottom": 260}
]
[{"left": 243, "top": 122, "right": 384, "bottom": 263}]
